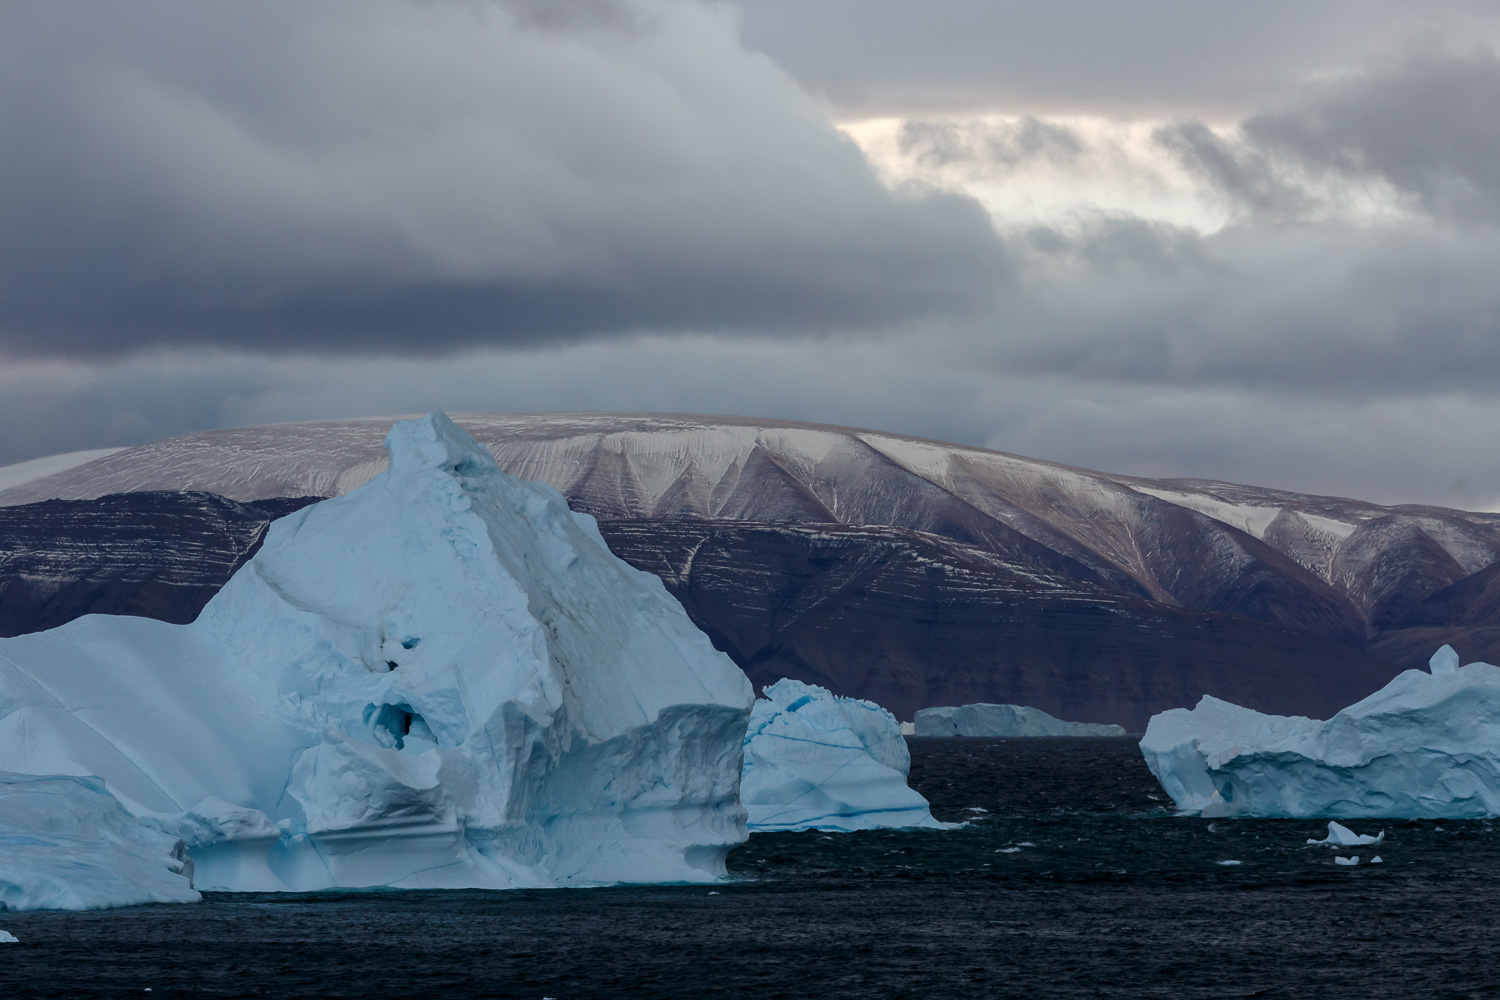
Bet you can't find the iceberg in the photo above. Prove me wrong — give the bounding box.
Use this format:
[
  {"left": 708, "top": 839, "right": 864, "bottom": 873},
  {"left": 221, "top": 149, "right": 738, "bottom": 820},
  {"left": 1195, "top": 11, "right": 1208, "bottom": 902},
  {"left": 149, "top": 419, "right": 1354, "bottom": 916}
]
[
  {"left": 0, "top": 772, "right": 198, "bottom": 911},
  {"left": 1141, "top": 645, "right": 1500, "bottom": 818},
  {"left": 1306, "top": 821, "right": 1383, "bottom": 846},
  {"left": 741, "top": 679, "right": 944, "bottom": 832},
  {"left": 914, "top": 703, "right": 1125, "bottom": 737},
  {"left": 0, "top": 413, "right": 754, "bottom": 907}
]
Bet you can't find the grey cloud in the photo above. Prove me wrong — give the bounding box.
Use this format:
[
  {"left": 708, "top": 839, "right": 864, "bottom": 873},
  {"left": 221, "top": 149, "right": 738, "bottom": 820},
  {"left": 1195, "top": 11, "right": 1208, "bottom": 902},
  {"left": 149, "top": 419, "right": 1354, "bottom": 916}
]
[
  {"left": 1244, "top": 49, "right": 1500, "bottom": 221},
  {"left": 0, "top": 0, "right": 1007, "bottom": 358},
  {"left": 1022, "top": 216, "right": 1210, "bottom": 276},
  {"left": 497, "top": 0, "right": 644, "bottom": 33},
  {"left": 993, "top": 220, "right": 1500, "bottom": 397},
  {"left": 899, "top": 116, "right": 1084, "bottom": 170},
  {"left": 734, "top": 0, "right": 1500, "bottom": 116},
  {"left": 1152, "top": 121, "right": 1315, "bottom": 219}
]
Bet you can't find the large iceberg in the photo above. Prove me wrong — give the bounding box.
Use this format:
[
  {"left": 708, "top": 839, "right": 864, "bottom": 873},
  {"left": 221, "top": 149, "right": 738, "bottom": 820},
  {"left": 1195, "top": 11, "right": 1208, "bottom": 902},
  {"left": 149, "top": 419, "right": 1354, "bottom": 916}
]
[
  {"left": 914, "top": 703, "right": 1125, "bottom": 737},
  {"left": 1141, "top": 646, "right": 1500, "bottom": 818},
  {"left": 0, "top": 413, "right": 754, "bottom": 907},
  {"left": 741, "top": 679, "right": 944, "bottom": 832}
]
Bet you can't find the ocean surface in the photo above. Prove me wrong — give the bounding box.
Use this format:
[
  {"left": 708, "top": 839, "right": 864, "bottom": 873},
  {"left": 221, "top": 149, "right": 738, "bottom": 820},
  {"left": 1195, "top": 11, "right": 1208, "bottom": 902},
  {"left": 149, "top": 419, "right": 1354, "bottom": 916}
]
[{"left": 5, "top": 737, "right": 1500, "bottom": 999}]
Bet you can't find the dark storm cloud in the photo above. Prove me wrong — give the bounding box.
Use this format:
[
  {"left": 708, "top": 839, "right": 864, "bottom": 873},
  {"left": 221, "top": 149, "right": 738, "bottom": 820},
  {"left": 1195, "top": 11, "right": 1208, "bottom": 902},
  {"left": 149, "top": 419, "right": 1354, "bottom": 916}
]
[{"left": 0, "top": 0, "right": 1007, "bottom": 358}]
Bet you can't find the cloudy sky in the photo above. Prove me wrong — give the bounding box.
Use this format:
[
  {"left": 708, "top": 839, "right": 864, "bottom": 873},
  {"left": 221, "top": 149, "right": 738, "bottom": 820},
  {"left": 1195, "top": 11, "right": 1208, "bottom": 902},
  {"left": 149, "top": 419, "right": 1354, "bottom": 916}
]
[{"left": 4, "top": 0, "right": 1500, "bottom": 507}]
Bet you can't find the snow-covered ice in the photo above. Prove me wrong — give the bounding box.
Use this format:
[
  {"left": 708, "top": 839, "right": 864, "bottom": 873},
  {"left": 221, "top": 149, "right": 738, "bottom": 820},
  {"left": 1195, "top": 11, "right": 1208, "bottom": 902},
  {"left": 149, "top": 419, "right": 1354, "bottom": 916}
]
[
  {"left": 0, "top": 413, "right": 755, "bottom": 907},
  {"left": 1141, "top": 645, "right": 1500, "bottom": 818},
  {"left": 1217, "top": 860, "right": 1242, "bottom": 866},
  {"left": 0, "top": 772, "right": 198, "bottom": 911},
  {"left": 1370, "top": 856, "right": 1383, "bottom": 864},
  {"left": 1307, "top": 821, "right": 1384, "bottom": 846},
  {"left": 915, "top": 703, "right": 1125, "bottom": 737},
  {"left": 1334, "top": 856, "right": 1359, "bottom": 866},
  {"left": 741, "top": 679, "right": 944, "bottom": 832},
  {"left": 0, "top": 930, "right": 17, "bottom": 943}
]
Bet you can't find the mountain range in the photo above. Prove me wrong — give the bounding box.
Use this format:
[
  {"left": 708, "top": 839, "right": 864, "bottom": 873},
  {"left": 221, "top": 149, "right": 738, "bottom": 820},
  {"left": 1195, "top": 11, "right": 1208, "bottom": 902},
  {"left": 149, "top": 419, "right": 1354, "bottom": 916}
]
[{"left": 3, "top": 413, "right": 1495, "bottom": 730}]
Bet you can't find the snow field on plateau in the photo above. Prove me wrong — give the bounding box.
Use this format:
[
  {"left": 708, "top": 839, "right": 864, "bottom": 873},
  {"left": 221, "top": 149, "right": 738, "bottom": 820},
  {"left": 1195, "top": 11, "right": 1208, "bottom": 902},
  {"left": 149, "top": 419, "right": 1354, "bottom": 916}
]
[
  {"left": 0, "top": 413, "right": 756, "bottom": 909},
  {"left": 1141, "top": 645, "right": 1500, "bottom": 818}
]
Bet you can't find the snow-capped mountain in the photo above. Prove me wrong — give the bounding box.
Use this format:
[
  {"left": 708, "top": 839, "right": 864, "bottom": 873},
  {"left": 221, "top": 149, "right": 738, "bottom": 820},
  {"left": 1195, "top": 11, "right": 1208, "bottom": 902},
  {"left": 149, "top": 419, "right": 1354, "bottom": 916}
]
[{"left": 2, "top": 413, "right": 1495, "bottom": 728}]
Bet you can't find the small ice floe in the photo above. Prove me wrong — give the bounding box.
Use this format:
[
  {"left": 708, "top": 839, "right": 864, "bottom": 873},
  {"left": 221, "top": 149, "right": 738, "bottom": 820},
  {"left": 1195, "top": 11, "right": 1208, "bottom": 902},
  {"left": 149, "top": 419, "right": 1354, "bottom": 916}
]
[
  {"left": 1217, "top": 860, "right": 1243, "bottom": 866},
  {"left": 1307, "top": 821, "right": 1383, "bottom": 846},
  {"left": 1017, "top": 842, "right": 1036, "bottom": 848},
  {"left": 0, "top": 930, "right": 18, "bottom": 943},
  {"left": 967, "top": 807, "right": 989, "bottom": 815},
  {"left": 708, "top": 891, "right": 719, "bottom": 895},
  {"left": 996, "top": 847, "right": 1023, "bottom": 854},
  {"left": 1334, "top": 855, "right": 1359, "bottom": 866},
  {"left": 1370, "top": 856, "right": 1383, "bottom": 864}
]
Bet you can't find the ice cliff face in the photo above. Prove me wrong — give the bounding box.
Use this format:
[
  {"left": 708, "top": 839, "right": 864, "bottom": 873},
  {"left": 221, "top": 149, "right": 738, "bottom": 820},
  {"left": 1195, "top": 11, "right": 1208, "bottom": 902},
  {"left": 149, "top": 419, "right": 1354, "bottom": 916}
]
[
  {"left": 0, "top": 773, "right": 199, "bottom": 911},
  {"left": 741, "top": 679, "right": 943, "bottom": 832},
  {"left": 1140, "top": 645, "right": 1500, "bottom": 818},
  {"left": 0, "top": 413, "right": 754, "bottom": 906},
  {"left": 914, "top": 704, "right": 1126, "bottom": 737}
]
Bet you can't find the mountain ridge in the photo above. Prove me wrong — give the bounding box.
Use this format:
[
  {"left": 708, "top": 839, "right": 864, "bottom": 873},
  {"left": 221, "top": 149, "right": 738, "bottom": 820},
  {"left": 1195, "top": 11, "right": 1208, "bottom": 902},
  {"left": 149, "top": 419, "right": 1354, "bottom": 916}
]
[{"left": 1, "top": 412, "right": 1493, "bottom": 727}]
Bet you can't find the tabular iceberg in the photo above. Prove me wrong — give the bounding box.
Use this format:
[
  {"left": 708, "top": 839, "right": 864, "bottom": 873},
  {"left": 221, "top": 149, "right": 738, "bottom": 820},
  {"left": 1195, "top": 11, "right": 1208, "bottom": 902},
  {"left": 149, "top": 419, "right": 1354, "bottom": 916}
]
[
  {"left": 1141, "top": 646, "right": 1500, "bottom": 818},
  {"left": 741, "top": 679, "right": 944, "bottom": 832},
  {"left": 914, "top": 703, "right": 1125, "bottom": 737},
  {"left": 0, "top": 413, "right": 754, "bottom": 908}
]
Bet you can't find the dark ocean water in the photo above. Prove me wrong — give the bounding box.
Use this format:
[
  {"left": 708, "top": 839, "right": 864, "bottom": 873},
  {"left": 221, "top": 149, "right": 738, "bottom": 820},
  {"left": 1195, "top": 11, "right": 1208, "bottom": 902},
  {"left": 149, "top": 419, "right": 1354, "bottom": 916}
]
[{"left": 5, "top": 737, "right": 1500, "bottom": 999}]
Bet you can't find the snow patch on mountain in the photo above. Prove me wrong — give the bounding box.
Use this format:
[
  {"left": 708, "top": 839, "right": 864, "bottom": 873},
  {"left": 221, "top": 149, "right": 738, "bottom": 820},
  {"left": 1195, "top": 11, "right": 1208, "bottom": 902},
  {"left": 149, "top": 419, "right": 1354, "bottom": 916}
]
[
  {"left": 1131, "top": 487, "right": 1282, "bottom": 539},
  {"left": 0, "top": 448, "right": 125, "bottom": 495}
]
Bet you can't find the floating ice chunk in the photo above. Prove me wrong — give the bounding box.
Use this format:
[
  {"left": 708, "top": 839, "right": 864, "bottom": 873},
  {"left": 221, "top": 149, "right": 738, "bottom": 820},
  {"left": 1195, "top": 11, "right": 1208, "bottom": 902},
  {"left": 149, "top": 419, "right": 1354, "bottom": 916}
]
[
  {"left": 1140, "top": 648, "right": 1500, "bottom": 818},
  {"left": 0, "top": 773, "right": 198, "bottom": 912},
  {"left": 1334, "top": 856, "right": 1359, "bottom": 866},
  {"left": 0, "top": 413, "right": 755, "bottom": 905},
  {"left": 899, "top": 722, "right": 916, "bottom": 735},
  {"left": 996, "top": 847, "right": 1023, "bottom": 854},
  {"left": 0, "top": 930, "right": 18, "bottom": 943},
  {"left": 1370, "top": 856, "right": 1383, "bottom": 864},
  {"left": 1307, "top": 821, "right": 1384, "bottom": 846},
  {"left": 1217, "top": 860, "right": 1242, "bottom": 866},
  {"left": 1430, "top": 645, "right": 1460, "bottom": 675},
  {"left": 741, "top": 679, "right": 945, "bottom": 832},
  {"left": 914, "top": 703, "right": 1125, "bottom": 737}
]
